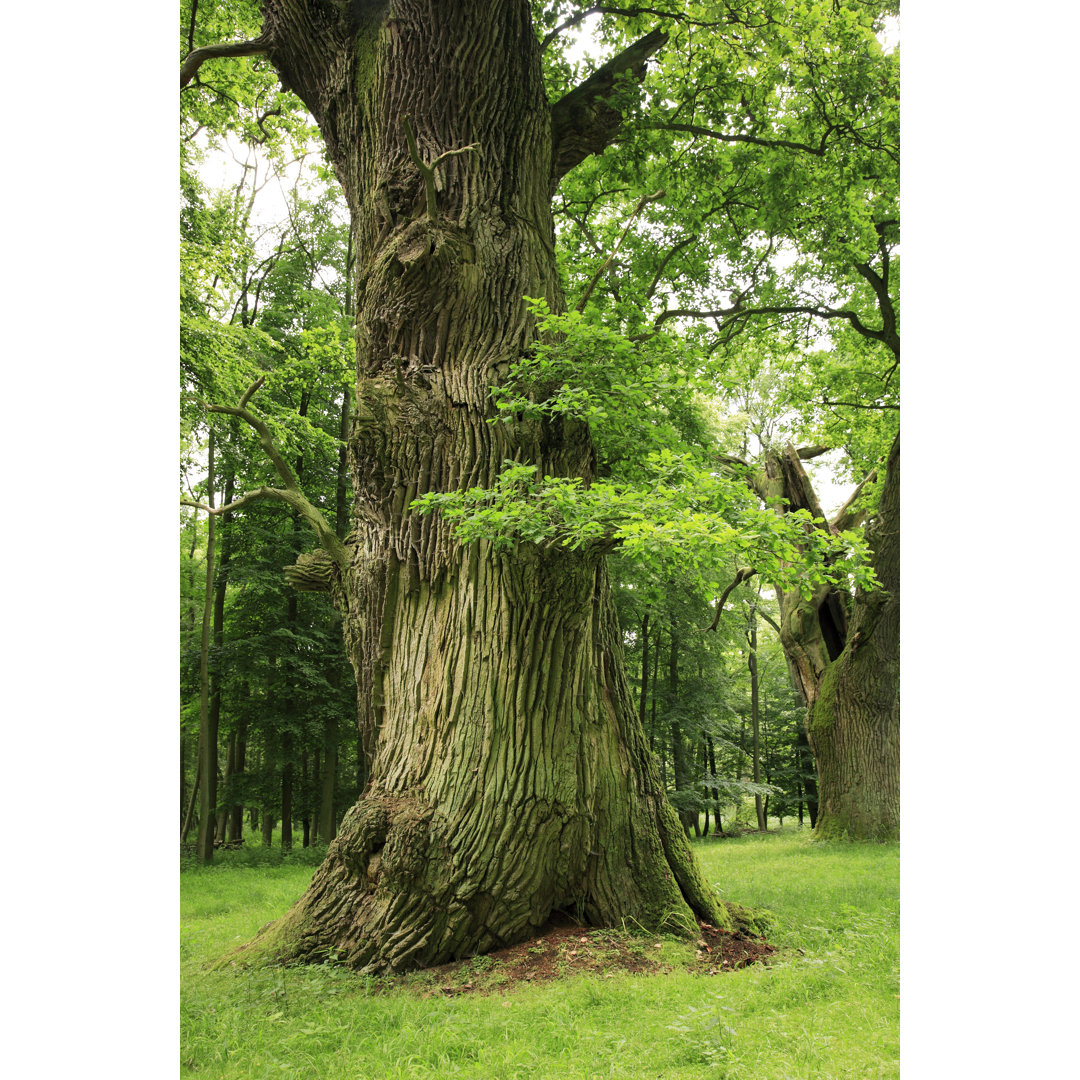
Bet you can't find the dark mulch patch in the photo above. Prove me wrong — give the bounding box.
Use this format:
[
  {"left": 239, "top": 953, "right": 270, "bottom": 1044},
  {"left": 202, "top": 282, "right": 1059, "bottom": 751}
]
[
  {"left": 406, "top": 920, "right": 774, "bottom": 998},
  {"left": 692, "top": 921, "right": 776, "bottom": 975}
]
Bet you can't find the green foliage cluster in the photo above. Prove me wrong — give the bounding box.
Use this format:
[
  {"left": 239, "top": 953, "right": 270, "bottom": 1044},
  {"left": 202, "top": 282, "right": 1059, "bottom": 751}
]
[
  {"left": 415, "top": 296, "right": 878, "bottom": 605},
  {"left": 492, "top": 298, "right": 706, "bottom": 475},
  {"left": 415, "top": 450, "right": 875, "bottom": 601}
]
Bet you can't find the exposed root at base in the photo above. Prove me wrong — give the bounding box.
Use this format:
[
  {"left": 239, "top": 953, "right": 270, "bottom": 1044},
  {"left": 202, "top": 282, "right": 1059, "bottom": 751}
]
[{"left": 258, "top": 918, "right": 778, "bottom": 997}]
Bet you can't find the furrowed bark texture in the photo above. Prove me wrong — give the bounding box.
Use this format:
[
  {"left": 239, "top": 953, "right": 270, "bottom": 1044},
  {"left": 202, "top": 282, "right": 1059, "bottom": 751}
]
[{"left": 243, "top": 0, "right": 727, "bottom": 974}]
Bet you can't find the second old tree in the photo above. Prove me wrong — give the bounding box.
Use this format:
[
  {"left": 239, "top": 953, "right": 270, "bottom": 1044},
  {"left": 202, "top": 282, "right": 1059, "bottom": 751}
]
[{"left": 182, "top": 0, "right": 898, "bottom": 972}]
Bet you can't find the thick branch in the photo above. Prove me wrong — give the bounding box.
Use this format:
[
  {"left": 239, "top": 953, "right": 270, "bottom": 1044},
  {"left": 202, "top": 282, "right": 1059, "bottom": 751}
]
[
  {"left": 796, "top": 445, "right": 830, "bottom": 460},
  {"left": 659, "top": 301, "right": 885, "bottom": 345},
  {"left": 703, "top": 568, "right": 757, "bottom": 632},
  {"left": 830, "top": 469, "right": 878, "bottom": 534},
  {"left": 238, "top": 374, "right": 265, "bottom": 408},
  {"left": 820, "top": 399, "right": 898, "bottom": 411},
  {"left": 187, "top": 0, "right": 199, "bottom": 54},
  {"left": 647, "top": 120, "right": 835, "bottom": 158},
  {"left": 182, "top": 487, "right": 294, "bottom": 517},
  {"left": 207, "top": 402, "right": 299, "bottom": 490},
  {"left": 550, "top": 27, "right": 668, "bottom": 184},
  {"left": 853, "top": 260, "right": 900, "bottom": 358},
  {"left": 180, "top": 35, "right": 271, "bottom": 88},
  {"left": 186, "top": 378, "right": 350, "bottom": 571}
]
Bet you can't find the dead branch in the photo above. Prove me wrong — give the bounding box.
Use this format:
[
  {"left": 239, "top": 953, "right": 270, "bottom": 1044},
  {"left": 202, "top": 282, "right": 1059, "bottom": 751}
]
[
  {"left": 183, "top": 378, "right": 350, "bottom": 571},
  {"left": 550, "top": 27, "right": 668, "bottom": 183},
  {"left": 830, "top": 469, "right": 878, "bottom": 534}
]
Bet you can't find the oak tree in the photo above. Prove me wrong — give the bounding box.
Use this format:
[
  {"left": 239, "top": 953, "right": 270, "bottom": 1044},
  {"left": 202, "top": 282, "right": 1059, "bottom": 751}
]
[
  {"left": 184, "top": 0, "right": 752, "bottom": 973},
  {"left": 181, "top": 0, "right": 897, "bottom": 971}
]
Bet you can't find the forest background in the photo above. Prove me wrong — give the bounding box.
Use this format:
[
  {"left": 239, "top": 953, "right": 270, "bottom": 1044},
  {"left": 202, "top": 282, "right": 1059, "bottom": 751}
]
[{"left": 2, "top": 2, "right": 1076, "bottom": 1077}]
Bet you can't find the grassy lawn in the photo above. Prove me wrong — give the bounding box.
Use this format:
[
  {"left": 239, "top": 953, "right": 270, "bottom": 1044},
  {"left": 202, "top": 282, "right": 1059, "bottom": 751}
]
[{"left": 181, "top": 827, "right": 898, "bottom": 1078}]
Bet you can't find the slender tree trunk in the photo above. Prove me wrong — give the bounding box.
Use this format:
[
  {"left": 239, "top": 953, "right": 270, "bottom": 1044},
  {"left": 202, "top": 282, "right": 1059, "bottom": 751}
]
[
  {"left": 737, "top": 715, "right": 747, "bottom": 782},
  {"left": 241, "top": 0, "right": 732, "bottom": 974},
  {"left": 196, "top": 431, "right": 217, "bottom": 865},
  {"left": 707, "top": 735, "right": 723, "bottom": 835},
  {"left": 748, "top": 610, "right": 766, "bottom": 832},
  {"left": 207, "top": 458, "right": 236, "bottom": 849},
  {"left": 668, "top": 631, "right": 693, "bottom": 837},
  {"left": 229, "top": 716, "right": 247, "bottom": 842},
  {"left": 310, "top": 748, "right": 320, "bottom": 844},
  {"left": 700, "top": 738, "right": 710, "bottom": 837},
  {"left": 261, "top": 810, "right": 275, "bottom": 848},
  {"left": 638, "top": 612, "right": 649, "bottom": 731},
  {"left": 181, "top": 733, "right": 187, "bottom": 825},
  {"left": 808, "top": 436, "right": 900, "bottom": 840},
  {"left": 797, "top": 727, "right": 818, "bottom": 829},
  {"left": 181, "top": 770, "right": 199, "bottom": 842},
  {"left": 216, "top": 732, "right": 235, "bottom": 844},
  {"left": 318, "top": 714, "right": 339, "bottom": 843},
  {"left": 182, "top": 516, "right": 202, "bottom": 833},
  {"left": 652, "top": 629, "right": 663, "bottom": 785},
  {"left": 281, "top": 730, "right": 294, "bottom": 851}
]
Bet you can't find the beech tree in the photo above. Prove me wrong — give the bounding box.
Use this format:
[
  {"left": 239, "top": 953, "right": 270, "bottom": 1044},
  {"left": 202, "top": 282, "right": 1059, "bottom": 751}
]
[{"left": 181, "top": 0, "right": 895, "bottom": 972}]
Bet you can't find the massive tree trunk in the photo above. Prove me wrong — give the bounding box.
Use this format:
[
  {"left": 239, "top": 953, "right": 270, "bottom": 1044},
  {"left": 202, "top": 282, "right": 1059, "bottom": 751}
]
[
  {"left": 807, "top": 436, "right": 899, "bottom": 840},
  {"left": 752, "top": 439, "right": 899, "bottom": 841},
  {"left": 231, "top": 0, "right": 733, "bottom": 974}
]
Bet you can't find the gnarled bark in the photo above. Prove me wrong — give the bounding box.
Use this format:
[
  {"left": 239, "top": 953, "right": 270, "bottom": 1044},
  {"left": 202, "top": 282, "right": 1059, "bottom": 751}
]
[
  {"left": 226, "top": 0, "right": 731, "bottom": 974},
  {"left": 808, "top": 436, "right": 899, "bottom": 840},
  {"left": 748, "top": 439, "right": 899, "bottom": 841}
]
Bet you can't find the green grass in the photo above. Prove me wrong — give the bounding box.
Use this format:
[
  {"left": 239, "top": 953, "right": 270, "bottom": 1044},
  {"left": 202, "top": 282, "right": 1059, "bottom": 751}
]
[{"left": 181, "top": 826, "right": 898, "bottom": 1078}]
